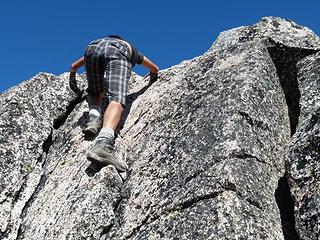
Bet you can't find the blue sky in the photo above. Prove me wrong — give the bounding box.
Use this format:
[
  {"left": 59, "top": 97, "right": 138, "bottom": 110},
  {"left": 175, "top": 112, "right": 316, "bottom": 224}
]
[{"left": 0, "top": 0, "right": 319, "bottom": 92}]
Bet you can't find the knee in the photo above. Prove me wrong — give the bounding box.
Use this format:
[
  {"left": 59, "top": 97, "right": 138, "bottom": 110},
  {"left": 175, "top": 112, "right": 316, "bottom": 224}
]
[{"left": 109, "top": 100, "right": 124, "bottom": 112}]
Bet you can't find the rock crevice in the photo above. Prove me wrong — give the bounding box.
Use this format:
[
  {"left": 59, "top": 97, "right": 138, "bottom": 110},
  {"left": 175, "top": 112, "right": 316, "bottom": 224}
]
[
  {"left": 266, "top": 39, "right": 319, "bottom": 240},
  {"left": 267, "top": 40, "right": 319, "bottom": 135}
]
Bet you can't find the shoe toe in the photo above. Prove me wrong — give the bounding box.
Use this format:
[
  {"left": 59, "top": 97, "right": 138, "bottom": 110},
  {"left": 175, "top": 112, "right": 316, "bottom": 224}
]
[{"left": 87, "top": 146, "right": 128, "bottom": 172}]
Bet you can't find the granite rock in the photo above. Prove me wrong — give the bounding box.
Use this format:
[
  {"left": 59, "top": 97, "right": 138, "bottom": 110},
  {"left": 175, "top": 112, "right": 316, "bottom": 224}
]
[
  {"left": 0, "top": 17, "right": 319, "bottom": 240},
  {"left": 0, "top": 72, "right": 84, "bottom": 239},
  {"left": 288, "top": 51, "right": 320, "bottom": 240}
]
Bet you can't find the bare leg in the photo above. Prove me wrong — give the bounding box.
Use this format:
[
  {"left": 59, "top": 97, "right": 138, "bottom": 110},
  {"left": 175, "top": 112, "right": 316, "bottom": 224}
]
[
  {"left": 103, "top": 101, "right": 124, "bottom": 130},
  {"left": 86, "top": 100, "right": 128, "bottom": 172}
]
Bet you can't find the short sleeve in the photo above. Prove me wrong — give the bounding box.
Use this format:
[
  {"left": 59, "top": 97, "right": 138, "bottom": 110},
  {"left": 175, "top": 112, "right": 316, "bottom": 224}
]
[
  {"left": 130, "top": 45, "right": 145, "bottom": 66},
  {"left": 136, "top": 51, "right": 144, "bottom": 65}
]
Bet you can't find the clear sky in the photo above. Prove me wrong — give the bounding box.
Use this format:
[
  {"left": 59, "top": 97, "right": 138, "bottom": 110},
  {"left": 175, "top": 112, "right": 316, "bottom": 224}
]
[{"left": 0, "top": 0, "right": 319, "bottom": 92}]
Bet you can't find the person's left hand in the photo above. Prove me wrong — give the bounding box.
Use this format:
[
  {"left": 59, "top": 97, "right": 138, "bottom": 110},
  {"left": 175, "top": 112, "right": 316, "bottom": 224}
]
[{"left": 69, "top": 72, "right": 82, "bottom": 96}]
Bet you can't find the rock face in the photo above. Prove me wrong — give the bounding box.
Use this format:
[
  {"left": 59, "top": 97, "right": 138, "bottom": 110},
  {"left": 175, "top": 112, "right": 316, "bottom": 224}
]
[
  {"left": 0, "top": 17, "right": 319, "bottom": 240},
  {"left": 287, "top": 52, "right": 320, "bottom": 240}
]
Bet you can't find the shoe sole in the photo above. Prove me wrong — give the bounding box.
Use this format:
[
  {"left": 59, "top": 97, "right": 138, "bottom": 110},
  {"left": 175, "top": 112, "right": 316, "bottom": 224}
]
[{"left": 87, "top": 151, "right": 128, "bottom": 172}]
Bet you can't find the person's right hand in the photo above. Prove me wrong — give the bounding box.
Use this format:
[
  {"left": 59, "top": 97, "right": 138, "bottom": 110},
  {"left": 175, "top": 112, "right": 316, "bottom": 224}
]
[
  {"left": 69, "top": 72, "right": 82, "bottom": 96},
  {"left": 149, "top": 72, "right": 158, "bottom": 82}
]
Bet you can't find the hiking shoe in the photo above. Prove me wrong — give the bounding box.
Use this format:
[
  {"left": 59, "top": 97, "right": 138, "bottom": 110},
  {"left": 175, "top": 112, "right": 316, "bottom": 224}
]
[
  {"left": 86, "top": 138, "right": 128, "bottom": 172},
  {"left": 83, "top": 114, "right": 101, "bottom": 136}
]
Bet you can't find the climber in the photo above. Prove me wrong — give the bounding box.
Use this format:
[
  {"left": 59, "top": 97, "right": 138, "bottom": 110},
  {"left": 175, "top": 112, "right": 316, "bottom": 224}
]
[{"left": 69, "top": 35, "right": 159, "bottom": 172}]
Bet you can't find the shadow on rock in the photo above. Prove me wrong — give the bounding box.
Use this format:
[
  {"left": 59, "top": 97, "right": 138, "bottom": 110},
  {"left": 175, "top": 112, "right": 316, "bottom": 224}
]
[
  {"left": 85, "top": 161, "right": 127, "bottom": 182},
  {"left": 77, "top": 111, "right": 88, "bottom": 128},
  {"left": 85, "top": 162, "right": 104, "bottom": 177},
  {"left": 118, "top": 79, "right": 157, "bottom": 130}
]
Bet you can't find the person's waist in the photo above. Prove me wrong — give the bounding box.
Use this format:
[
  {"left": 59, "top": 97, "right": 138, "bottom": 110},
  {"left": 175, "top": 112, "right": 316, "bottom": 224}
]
[{"left": 106, "top": 38, "right": 132, "bottom": 57}]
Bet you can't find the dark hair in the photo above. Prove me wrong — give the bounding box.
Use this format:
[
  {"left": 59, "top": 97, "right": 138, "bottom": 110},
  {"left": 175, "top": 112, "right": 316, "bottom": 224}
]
[{"left": 108, "top": 35, "right": 123, "bottom": 40}]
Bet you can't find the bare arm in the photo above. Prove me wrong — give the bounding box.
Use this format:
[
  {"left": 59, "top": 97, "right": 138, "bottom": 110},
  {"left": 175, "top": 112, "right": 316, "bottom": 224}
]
[
  {"left": 141, "top": 56, "right": 159, "bottom": 73},
  {"left": 70, "top": 56, "right": 85, "bottom": 72},
  {"left": 69, "top": 57, "right": 84, "bottom": 95}
]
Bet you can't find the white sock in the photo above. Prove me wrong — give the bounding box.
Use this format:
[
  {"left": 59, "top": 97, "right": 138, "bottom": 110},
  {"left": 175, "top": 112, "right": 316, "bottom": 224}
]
[
  {"left": 89, "top": 105, "right": 101, "bottom": 117},
  {"left": 98, "top": 127, "right": 115, "bottom": 142}
]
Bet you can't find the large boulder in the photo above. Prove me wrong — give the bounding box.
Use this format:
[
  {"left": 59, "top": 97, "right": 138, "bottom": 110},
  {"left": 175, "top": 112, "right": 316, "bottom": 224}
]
[{"left": 0, "top": 16, "right": 319, "bottom": 240}]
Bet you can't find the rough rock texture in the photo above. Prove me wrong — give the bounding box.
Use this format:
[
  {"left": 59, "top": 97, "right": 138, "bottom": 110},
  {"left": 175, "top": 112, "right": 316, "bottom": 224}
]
[
  {"left": 0, "top": 17, "right": 319, "bottom": 240},
  {"left": 287, "top": 51, "right": 320, "bottom": 240},
  {"left": 109, "top": 40, "right": 290, "bottom": 240},
  {"left": 0, "top": 73, "right": 84, "bottom": 239}
]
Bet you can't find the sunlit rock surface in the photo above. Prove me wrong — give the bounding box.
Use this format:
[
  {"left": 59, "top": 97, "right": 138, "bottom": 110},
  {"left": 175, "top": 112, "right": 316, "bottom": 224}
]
[{"left": 0, "top": 16, "right": 319, "bottom": 240}]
